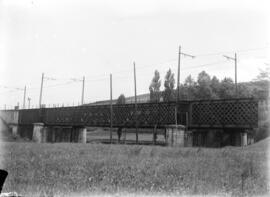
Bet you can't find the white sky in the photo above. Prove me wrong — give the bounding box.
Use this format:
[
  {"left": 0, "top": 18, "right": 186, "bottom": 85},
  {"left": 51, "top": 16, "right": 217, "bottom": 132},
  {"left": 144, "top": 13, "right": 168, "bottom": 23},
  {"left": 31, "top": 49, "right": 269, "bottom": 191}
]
[{"left": 0, "top": 0, "right": 269, "bottom": 108}]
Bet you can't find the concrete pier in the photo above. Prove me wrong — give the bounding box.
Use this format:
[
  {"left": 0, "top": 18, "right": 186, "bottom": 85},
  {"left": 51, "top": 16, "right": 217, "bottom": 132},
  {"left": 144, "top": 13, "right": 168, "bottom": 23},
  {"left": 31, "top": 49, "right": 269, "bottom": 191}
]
[
  {"left": 32, "top": 123, "right": 45, "bottom": 143},
  {"left": 165, "top": 125, "right": 186, "bottom": 147},
  {"left": 78, "top": 127, "right": 87, "bottom": 143},
  {"left": 10, "top": 124, "right": 19, "bottom": 138},
  {"left": 241, "top": 132, "right": 248, "bottom": 146}
]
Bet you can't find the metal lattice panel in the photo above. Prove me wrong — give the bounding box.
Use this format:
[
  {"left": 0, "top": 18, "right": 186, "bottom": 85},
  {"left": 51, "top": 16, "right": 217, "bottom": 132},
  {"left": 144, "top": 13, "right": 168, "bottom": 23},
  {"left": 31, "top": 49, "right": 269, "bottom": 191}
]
[
  {"left": 19, "top": 109, "right": 42, "bottom": 125},
  {"left": 190, "top": 99, "right": 258, "bottom": 128},
  {"left": 14, "top": 98, "right": 258, "bottom": 129},
  {"left": 43, "top": 102, "right": 179, "bottom": 127}
]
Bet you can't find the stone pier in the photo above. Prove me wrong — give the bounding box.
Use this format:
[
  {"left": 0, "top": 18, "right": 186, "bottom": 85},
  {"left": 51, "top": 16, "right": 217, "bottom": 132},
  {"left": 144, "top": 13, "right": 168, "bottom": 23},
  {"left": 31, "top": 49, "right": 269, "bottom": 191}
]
[
  {"left": 165, "top": 125, "right": 186, "bottom": 147},
  {"left": 32, "top": 123, "right": 46, "bottom": 143},
  {"left": 77, "top": 127, "right": 87, "bottom": 143},
  {"left": 10, "top": 124, "right": 19, "bottom": 138},
  {"left": 241, "top": 132, "right": 248, "bottom": 146}
]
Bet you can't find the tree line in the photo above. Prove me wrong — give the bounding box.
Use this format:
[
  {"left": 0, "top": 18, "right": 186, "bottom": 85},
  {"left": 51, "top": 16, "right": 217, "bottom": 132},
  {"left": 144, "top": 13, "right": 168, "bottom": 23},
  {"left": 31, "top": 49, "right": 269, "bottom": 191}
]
[
  {"left": 116, "top": 67, "right": 269, "bottom": 104},
  {"left": 148, "top": 68, "right": 269, "bottom": 102}
]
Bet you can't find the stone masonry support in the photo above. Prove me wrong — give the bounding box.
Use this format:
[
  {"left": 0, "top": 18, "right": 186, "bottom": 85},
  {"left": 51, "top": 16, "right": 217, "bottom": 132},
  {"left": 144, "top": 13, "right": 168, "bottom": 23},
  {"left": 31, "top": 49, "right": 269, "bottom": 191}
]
[
  {"left": 165, "top": 125, "right": 186, "bottom": 147},
  {"left": 241, "top": 132, "right": 248, "bottom": 146},
  {"left": 78, "top": 127, "right": 87, "bottom": 143},
  {"left": 10, "top": 124, "right": 19, "bottom": 138},
  {"left": 33, "top": 123, "right": 47, "bottom": 143}
]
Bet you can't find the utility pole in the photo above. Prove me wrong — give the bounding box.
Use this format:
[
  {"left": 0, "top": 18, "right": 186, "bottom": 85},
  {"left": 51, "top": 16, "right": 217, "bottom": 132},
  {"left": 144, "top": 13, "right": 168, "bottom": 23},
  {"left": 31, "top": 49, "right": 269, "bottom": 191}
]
[
  {"left": 176, "top": 45, "right": 195, "bottom": 125},
  {"left": 23, "top": 86, "right": 26, "bottom": 109},
  {"left": 27, "top": 97, "right": 31, "bottom": 109},
  {"left": 71, "top": 76, "right": 85, "bottom": 105},
  {"left": 81, "top": 76, "right": 85, "bottom": 105},
  {"left": 133, "top": 61, "right": 138, "bottom": 144},
  {"left": 176, "top": 46, "right": 196, "bottom": 101},
  {"left": 39, "top": 73, "right": 44, "bottom": 108},
  {"left": 176, "top": 46, "right": 181, "bottom": 103},
  {"left": 110, "top": 74, "right": 113, "bottom": 144},
  {"left": 223, "top": 53, "right": 238, "bottom": 97}
]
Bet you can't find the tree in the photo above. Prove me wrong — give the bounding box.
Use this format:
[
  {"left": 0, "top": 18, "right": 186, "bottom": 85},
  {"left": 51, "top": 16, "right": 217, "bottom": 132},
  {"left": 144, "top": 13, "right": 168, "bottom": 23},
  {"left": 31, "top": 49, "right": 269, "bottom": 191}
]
[
  {"left": 116, "top": 94, "right": 126, "bottom": 104},
  {"left": 184, "top": 75, "right": 197, "bottom": 100},
  {"left": 219, "top": 77, "right": 235, "bottom": 98},
  {"left": 163, "top": 69, "right": 175, "bottom": 102},
  {"left": 210, "top": 76, "right": 220, "bottom": 99},
  {"left": 196, "top": 71, "right": 213, "bottom": 99},
  {"left": 237, "top": 83, "right": 251, "bottom": 98},
  {"left": 149, "top": 70, "right": 161, "bottom": 102},
  {"left": 253, "top": 67, "right": 270, "bottom": 81},
  {"left": 197, "top": 71, "right": 211, "bottom": 86},
  {"left": 184, "top": 74, "right": 196, "bottom": 86}
]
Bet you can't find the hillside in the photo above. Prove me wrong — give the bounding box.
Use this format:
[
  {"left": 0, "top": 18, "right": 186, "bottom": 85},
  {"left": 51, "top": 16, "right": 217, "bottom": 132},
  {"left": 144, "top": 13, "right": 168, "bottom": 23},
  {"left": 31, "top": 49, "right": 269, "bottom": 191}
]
[{"left": 247, "top": 137, "right": 270, "bottom": 151}]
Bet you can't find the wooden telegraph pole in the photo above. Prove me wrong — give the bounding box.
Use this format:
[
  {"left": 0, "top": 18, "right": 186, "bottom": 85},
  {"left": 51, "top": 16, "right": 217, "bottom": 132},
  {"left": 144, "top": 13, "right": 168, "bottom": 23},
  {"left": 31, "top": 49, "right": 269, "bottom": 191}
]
[
  {"left": 39, "top": 73, "right": 44, "bottom": 108},
  {"left": 176, "top": 46, "right": 195, "bottom": 125},
  {"left": 81, "top": 76, "right": 85, "bottom": 105},
  {"left": 23, "top": 86, "right": 26, "bottom": 109},
  {"left": 223, "top": 53, "right": 238, "bottom": 97},
  {"left": 176, "top": 46, "right": 181, "bottom": 104},
  {"left": 110, "top": 74, "right": 113, "bottom": 143},
  {"left": 133, "top": 62, "right": 138, "bottom": 144}
]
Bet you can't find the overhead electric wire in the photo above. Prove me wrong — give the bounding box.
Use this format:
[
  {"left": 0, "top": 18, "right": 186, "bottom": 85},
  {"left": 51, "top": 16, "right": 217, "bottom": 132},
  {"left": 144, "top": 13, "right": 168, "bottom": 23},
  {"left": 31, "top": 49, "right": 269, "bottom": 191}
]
[
  {"left": 1, "top": 45, "right": 268, "bottom": 105},
  {"left": 194, "top": 46, "right": 269, "bottom": 57},
  {"left": 0, "top": 60, "right": 239, "bottom": 95}
]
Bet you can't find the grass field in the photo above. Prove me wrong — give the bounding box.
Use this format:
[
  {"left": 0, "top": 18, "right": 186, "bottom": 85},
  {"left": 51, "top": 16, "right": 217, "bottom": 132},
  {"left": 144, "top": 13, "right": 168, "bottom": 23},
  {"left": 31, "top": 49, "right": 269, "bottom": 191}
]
[{"left": 0, "top": 139, "right": 269, "bottom": 196}]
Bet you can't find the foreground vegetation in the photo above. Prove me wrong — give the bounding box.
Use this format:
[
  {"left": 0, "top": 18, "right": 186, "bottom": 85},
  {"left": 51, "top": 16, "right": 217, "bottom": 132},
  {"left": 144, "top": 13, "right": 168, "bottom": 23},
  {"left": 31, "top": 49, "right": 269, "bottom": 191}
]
[{"left": 0, "top": 140, "right": 269, "bottom": 196}]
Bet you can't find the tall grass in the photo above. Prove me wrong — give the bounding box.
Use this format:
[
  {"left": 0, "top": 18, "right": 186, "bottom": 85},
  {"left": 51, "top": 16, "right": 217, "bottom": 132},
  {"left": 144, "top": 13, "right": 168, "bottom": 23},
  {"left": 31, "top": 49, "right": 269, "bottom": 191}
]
[{"left": 0, "top": 142, "right": 268, "bottom": 196}]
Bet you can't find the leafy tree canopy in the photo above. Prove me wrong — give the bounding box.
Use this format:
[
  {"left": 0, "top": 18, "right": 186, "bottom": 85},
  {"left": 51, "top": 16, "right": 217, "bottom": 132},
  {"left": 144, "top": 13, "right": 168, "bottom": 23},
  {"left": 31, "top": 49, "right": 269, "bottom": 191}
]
[
  {"left": 163, "top": 69, "right": 175, "bottom": 102},
  {"left": 116, "top": 94, "right": 126, "bottom": 104}
]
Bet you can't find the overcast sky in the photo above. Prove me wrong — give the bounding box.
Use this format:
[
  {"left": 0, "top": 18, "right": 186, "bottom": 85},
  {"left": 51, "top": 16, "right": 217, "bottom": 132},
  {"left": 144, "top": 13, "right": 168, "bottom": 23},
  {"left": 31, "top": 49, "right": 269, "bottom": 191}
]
[{"left": 0, "top": 0, "right": 269, "bottom": 108}]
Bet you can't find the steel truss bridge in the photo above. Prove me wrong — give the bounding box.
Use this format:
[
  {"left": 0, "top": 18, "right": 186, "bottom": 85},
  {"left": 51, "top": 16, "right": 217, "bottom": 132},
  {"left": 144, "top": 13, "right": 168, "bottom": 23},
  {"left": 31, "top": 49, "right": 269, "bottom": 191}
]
[{"left": 12, "top": 98, "right": 258, "bottom": 129}]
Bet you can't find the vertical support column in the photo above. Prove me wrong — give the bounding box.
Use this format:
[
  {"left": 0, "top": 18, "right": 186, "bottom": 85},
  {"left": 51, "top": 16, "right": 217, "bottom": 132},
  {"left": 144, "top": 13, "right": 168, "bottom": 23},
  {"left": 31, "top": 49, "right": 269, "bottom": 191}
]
[
  {"left": 78, "top": 127, "right": 87, "bottom": 143},
  {"left": 241, "top": 132, "right": 247, "bottom": 147},
  {"left": 33, "top": 123, "right": 45, "bottom": 143}
]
